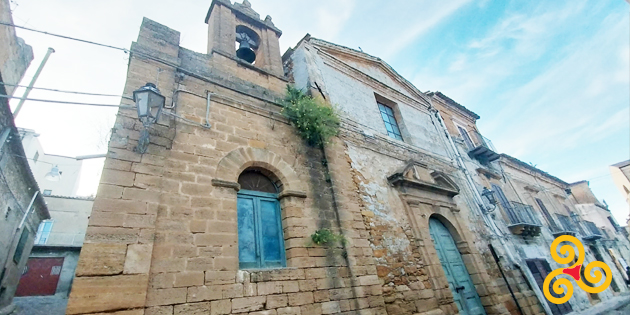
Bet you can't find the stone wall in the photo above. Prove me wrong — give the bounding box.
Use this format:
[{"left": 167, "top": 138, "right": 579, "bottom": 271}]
[
  {"left": 0, "top": 10, "right": 47, "bottom": 307},
  {"left": 0, "top": 0, "right": 33, "bottom": 97},
  {"left": 66, "top": 15, "right": 384, "bottom": 315}
]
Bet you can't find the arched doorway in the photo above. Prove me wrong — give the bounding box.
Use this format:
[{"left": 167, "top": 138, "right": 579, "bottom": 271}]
[
  {"left": 429, "top": 217, "right": 486, "bottom": 315},
  {"left": 237, "top": 169, "right": 285, "bottom": 269}
]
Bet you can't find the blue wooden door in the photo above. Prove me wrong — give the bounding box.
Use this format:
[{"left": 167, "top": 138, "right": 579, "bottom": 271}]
[
  {"left": 429, "top": 218, "right": 486, "bottom": 315},
  {"left": 237, "top": 190, "right": 285, "bottom": 269}
]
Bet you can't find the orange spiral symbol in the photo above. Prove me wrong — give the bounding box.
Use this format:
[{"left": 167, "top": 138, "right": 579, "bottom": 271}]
[{"left": 543, "top": 235, "right": 612, "bottom": 304}]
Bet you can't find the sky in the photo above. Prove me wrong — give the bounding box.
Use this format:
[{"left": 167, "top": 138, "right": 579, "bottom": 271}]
[{"left": 6, "top": 0, "right": 629, "bottom": 223}]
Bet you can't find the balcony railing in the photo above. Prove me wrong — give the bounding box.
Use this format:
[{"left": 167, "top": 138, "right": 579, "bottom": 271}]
[
  {"left": 581, "top": 221, "right": 603, "bottom": 241},
  {"left": 467, "top": 130, "right": 500, "bottom": 163},
  {"left": 552, "top": 214, "right": 578, "bottom": 237},
  {"left": 504, "top": 201, "right": 542, "bottom": 236}
]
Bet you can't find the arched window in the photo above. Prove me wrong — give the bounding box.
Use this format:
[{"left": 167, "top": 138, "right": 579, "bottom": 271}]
[{"left": 237, "top": 169, "right": 285, "bottom": 269}]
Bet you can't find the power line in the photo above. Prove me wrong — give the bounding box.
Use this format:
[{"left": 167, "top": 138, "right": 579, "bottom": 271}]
[
  {"left": 0, "top": 94, "right": 131, "bottom": 108},
  {"left": 0, "top": 21, "right": 128, "bottom": 52},
  {"left": 0, "top": 82, "right": 129, "bottom": 98}
]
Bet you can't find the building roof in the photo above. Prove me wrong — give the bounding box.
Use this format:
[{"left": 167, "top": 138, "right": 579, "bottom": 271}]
[
  {"left": 611, "top": 160, "right": 630, "bottom": 169},
  {"left": 426, "top": 91, "right": 481, "bottom": 120},
  {"left": 500, "top": 153, "right": 570, "bottom": 186},
  {"left": 287, "top": 34, "right": 432, "bottom": 104}
]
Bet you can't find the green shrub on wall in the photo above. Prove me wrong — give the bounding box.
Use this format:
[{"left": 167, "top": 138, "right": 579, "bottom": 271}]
[
  {"left": 281, "top": 86, "right": 340, "bottom": 147},
  {"left": 311, "top": 228, "right": 346, "bottom": 246}
]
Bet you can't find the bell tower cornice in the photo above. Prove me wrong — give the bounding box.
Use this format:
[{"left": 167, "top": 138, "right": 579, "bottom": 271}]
[{"left": 205, "top": 0, "right": 282, "bottom": 36}]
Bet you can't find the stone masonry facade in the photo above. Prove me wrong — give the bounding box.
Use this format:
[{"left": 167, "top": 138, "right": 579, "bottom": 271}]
[{"left": 65, "top": 1, "right": 630, "bottom": 315}]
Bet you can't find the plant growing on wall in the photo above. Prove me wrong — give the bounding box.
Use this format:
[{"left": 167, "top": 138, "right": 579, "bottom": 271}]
[
  {"left": 281, "top": 86, "right": 340, "bottom": 147},
  {"left": 311, "top": 228, "right": 346, "bottom": 246}
]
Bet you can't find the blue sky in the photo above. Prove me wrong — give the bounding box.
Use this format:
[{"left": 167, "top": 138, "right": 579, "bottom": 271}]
[{"left": 8, "top": 0, "right": 629, "bottom": 222}]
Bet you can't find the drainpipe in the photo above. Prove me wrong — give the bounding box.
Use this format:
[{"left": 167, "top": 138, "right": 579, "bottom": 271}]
[
  {"left": 13, "top": 47, "right": 55, "bottom": 118},
  {"left": 0, "top": 191, "right": 39, "bottom": 288},
  {"left": 489, "top": 244, "right": 524, "bottom": 315},
  {"left": 204, "top": 91, "right": 212, "bottom": 128}
]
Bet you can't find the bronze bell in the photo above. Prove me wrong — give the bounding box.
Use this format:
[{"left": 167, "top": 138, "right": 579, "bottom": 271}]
[{"left": 236, "top": 38, "right": 256, "bottom": 64}]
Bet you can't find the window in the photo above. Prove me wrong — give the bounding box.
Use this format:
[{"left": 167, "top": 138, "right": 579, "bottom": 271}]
[
  {"left": 35, "top": 221, "right": 53, "bottom": 245},
  {"left": 43, "top": 190, "right": 52, "bottom": 196},
  {"left": 378, "top": 103, "right": 403, "bottom": 141},
  {"left": 535, "top": 198, "right": 559, "bottom": 230},
  {"left": 4, "top": 207, "right": 10, "bottom": 220},
  {"left": 526, "top": 259, "right": 573, "bottom": 315},
  {"left": 33, "top": 151, "right": 39, "bottom": 163},
  {"left": 237, "top": 170, "right": 285, "bottom": 269},
  {"left": 457, "top": 125, "right": 475, "bottom": 150},
  {"left": 13, "top": 229, "right": 29, "bottom": 264}
]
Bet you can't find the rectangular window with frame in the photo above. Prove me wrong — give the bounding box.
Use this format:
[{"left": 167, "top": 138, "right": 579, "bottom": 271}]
[
  {"left": 377, "top": 102, "right": 403, "bottom": 141},
  {"left": 35, "top": 220, "right": 54, "bottom": 245},
  {"left": 456, "top": 125, "right": 475, "bottom": 150}
]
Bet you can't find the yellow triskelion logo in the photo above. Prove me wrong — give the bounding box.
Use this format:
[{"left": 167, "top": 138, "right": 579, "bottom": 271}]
[{"left": 543, "top": 235, "right": 612, "bottom": 304}]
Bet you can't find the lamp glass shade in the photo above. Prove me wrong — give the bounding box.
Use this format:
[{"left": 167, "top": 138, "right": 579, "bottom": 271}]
[
  {"left": 45, "top": 165, "right": 61, "bottom": 182},
  {"left": 481, "top": 187, "right": 496, "bottom": 205},
  {"left": 133, "top": 83, "right": 165, "bottom": 124}
]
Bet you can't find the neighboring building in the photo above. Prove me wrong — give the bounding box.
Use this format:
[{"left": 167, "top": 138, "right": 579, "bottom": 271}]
[
  {"left": 610, "top": 160, "right": 630, "bottom": 212},
  {"left": 0, "top": 0, "right": 33, "bottom": 98},
  {"left": 428, "top": 90, "right": 630, "bottom": 314},
  {"left": 13, "top": 129, "right": 96, "bottom": 298},
  {"left": 19, "top": 128, "right": 84, "bottom": 197},
  {"left": 65, "top": 1, "right": 630, "bottom": 315},
  {"left": 0, "top": 1, "right": 49, "bottom": 311}
]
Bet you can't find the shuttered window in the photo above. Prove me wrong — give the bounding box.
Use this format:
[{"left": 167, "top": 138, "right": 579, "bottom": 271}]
[
  {"left": 535, "top": 198, "right": 559, "bottom": 230},
  {"left": 237, "top": 171, "right": 285, "bottom": 269}
]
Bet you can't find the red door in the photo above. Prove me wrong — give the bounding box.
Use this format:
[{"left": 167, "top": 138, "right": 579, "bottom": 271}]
[{"left": 15, "top": 257, "right": 64, "bottom": 296}]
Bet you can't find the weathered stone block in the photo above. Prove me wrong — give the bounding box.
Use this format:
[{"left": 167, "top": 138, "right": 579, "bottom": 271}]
[
  {"left": 66, "top": 274, "right": 148, "bottom": 314},
  {"left": 174, "top": 302, "right": 211, "bottom": 315},
  {"left": 75, "top": 243, "right": 127, "bottom": 276},
  {"left": 232, "top": 296, "right": 266, "bottom": 313},
  {"left": 145, "top": 287, "right": 188, "bottom": 306},
  {"left": 123, "top": 243, "right": 152, "bottom": 274}
]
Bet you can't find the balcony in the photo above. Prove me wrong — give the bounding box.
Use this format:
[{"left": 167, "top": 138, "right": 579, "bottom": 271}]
[
  {"left": 505, "top": 201, "right": 542, "bottom": 237},
  {"left": 581, "top": 221, "right": 603, "bottom": 241},
  {"left": 552, "top": 214, "right": 578, "bottom": 238},
  {"left": 466, "top": 130, "right": 500, "bottom": 163}
]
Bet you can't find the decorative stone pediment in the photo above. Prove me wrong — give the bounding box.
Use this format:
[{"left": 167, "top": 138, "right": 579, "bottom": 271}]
[{"left": 387, "top": 161, "right": 459, "bottom": 197}]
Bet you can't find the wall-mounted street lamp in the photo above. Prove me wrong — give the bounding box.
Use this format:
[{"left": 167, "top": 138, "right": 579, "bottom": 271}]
[
  {"left": 133, "top": 83, "right": 165, "bottom": 154},
  {"left": 481, "top": 187, "right": 497, "bottom": 206},
  {"left": 44, "top": 165, "right": 61, "bottom": 181},
  {"left": 481, "top": 186, "right": 498, "bottom": 214}
]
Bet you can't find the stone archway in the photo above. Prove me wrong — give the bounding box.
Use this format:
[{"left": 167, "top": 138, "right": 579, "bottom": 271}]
[{"left": 213, "top": 147, "right": 306, "bottom": 197}]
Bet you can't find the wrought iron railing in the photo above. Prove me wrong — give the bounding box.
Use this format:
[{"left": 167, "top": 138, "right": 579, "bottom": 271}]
[
  {"left": 581, "top": 221, "right": 603, "bottom": 241},
  {"left": 470, "top": 130, "right": 497, "bottom": 153},
  {"left": 505, "top": 201, "right": 541, "bottom": 226},
  {"left": 552, "top": 214, "right": 578, "bottom": 236}
]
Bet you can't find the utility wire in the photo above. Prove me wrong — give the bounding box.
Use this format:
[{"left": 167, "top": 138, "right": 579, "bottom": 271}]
[
  {"left": 0, "top": 21, "right": 129, "bottom": 52},
  {"left": 0, "top": 82, "right": 128, "bottom": 98},
  {"left": 0, "top": 94, "right": 130, "bottom": 108}
]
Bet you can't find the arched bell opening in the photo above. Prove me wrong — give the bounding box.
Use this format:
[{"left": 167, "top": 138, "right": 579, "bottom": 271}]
[{"left": 235, "top": 25, "right": 260, "bottom": 64}]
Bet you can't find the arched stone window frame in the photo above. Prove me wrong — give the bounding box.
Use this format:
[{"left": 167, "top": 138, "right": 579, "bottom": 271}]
[{"left": 212, "top": 148, "right": 307, "bottom": 270}]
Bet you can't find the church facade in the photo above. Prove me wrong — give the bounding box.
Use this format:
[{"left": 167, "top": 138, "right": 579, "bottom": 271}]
[{"left": 65, "top": 1, "right": 630, "bottom": 315}]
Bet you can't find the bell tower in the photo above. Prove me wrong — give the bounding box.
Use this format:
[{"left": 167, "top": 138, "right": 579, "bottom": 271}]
[{"left": 205, "top": 0, "right": 284, "bottom": 77}]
